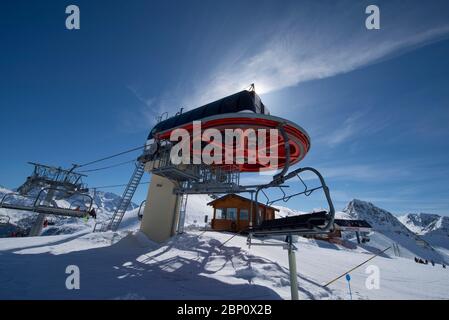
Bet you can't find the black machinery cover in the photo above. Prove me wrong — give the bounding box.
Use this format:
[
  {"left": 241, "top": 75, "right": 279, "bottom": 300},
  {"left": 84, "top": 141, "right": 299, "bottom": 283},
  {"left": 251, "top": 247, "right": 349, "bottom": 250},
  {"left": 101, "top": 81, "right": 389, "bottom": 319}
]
[{"left": 148, "top": 90, "right": 268, "bottom": 139}]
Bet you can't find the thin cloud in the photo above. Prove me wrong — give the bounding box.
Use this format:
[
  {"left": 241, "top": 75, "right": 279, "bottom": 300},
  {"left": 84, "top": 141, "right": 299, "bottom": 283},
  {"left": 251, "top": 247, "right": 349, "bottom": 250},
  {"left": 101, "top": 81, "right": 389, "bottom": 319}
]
[
  {"left": 325, "top": 113, "right": 364, "bottom": 147},
  {"left": 177, "top": 20, "right": 449, "bottom": 112}
]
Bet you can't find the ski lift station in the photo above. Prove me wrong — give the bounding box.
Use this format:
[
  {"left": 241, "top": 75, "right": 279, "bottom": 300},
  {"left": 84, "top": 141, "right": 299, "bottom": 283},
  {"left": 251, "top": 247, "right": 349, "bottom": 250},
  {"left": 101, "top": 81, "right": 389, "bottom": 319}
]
[{"left": 0, "top": 85, "right": 339, "bottom": 300}]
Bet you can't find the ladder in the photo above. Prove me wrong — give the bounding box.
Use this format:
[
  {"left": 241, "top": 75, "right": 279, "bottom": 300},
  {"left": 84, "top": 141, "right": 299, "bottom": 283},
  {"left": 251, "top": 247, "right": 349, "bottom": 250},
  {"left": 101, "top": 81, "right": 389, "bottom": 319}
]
[
  {"left": 103, "top": 162, "right": 145, "bottom": 231},
  {"left": 177, "top": 194, "right": 188, "bottom": 233}
]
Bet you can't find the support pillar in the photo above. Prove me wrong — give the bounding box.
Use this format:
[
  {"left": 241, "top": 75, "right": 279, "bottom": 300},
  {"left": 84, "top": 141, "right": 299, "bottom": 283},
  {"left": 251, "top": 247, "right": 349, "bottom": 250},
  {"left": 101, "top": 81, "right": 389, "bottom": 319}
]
[
  {"left": 286, "top": 235, "right": 299, "bottom": 300},
  {"left": 140, "top": 174, "right": 180, "bottom": 243},
  {"left": 29, "top": 189, "right": 54, "bottom": 237}
]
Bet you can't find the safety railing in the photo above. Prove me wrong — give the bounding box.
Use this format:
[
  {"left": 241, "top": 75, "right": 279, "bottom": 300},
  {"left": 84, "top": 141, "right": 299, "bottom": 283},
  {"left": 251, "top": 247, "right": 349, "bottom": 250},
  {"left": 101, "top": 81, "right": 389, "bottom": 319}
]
[
  {"left": 0, "top": 192, "right": 37, "bottom": 208},
  {"left": 33, "top": 187, "right": 93, "bottom": 212}
]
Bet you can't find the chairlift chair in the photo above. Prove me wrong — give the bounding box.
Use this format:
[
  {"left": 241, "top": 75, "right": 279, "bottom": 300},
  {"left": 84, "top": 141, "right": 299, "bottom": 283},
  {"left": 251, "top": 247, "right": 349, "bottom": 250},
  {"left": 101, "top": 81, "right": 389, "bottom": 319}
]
[
  {"left": 248, "top": 167, "right": 335, "bottom": 238},
  {"left": 0, "top": 214, "right": 11, "bottom": 225}
]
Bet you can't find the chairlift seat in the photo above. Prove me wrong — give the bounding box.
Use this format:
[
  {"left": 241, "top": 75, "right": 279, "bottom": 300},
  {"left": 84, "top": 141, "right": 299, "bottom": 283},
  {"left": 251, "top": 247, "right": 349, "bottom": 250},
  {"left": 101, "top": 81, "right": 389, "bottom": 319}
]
[
  {"left": 0, "top": 214, "right": 11, "bottom": 225},
  {"left": 250, "top": 211, "right": 328, "bottom": 235},
  {"left": 34, "top": 206, "right": 88, "bottom": 218}
]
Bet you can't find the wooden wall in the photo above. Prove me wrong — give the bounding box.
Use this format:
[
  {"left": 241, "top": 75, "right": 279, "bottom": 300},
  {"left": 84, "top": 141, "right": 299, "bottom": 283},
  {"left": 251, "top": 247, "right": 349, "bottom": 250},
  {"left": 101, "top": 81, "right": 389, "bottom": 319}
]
[{"left": 210, "top": 195, "right": 276, "bottom": 232}]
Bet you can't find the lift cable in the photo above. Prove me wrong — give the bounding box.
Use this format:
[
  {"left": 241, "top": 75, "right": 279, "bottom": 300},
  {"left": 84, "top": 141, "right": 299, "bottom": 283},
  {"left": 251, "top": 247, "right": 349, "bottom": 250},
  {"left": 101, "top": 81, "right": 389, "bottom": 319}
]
[
  {"left": 324, "top": 246, "right": 391, "bottom": 287},
  {"left": 89, "top": 181, "right": 151, "bottom": 190},
  {"left": 76, "top": 145, "right": 146, "bottom": 169},
  {"left": 78, "top": 159, "right": 136, "bottom": 173}
]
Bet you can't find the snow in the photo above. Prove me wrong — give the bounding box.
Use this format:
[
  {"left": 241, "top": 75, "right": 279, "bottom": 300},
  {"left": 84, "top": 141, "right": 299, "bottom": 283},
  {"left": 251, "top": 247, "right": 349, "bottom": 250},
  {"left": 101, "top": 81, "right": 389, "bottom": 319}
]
[
  {"left": 338, "top": 200, "right": 449, "bottom": 264},
  {"left": 184, "top": 194, "right": 214, "bottom": 227},
  {"left": 398, "top": 212, "right": 449, "bottom": 262},
  {"left": 2, "top": 187, "right": 449, "bottom": 299},
  {"left": 1, "top": 224, "right": 449, "bottom": 300}
]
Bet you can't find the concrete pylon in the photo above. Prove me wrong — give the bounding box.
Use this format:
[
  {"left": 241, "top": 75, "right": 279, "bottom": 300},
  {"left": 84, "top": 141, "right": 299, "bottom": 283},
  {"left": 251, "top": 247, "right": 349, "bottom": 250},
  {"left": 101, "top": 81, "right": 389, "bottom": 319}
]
[{"left": 140, "top": 173, "right": 180, "bottom": 243}]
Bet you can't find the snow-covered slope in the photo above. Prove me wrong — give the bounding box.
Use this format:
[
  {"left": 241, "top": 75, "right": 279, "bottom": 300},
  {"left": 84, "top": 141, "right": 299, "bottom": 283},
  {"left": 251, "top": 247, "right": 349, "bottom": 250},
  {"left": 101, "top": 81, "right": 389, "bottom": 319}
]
[
  {"left": 341, "top": 199, "right": 448, "bottom": 263},
  {"left": 185, "top": 194, "right": 214, "bottom": 227},
  {"left": 3, "top": 183, "right": 449, "bottom": 265},
  {"left": 1, "top": 229, "right": 448, "bottom": 300},
  {"left": 399, "top": 213, "right": 449, "bottom": 259},
  {"left": 2, "top": 188, "right": 449, "bottom": 300}
]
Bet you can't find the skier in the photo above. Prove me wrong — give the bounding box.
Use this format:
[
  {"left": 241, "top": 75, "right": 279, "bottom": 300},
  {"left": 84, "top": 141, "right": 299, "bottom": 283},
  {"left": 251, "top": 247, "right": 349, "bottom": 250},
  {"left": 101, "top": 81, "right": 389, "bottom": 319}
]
[
  {"left": 414, "top": 257, "right": 418, "bottom": 263},
  {"left": 43, "top": 219, "right": 49, "bottom": 228},
  {"left": 443, "top": 264, "right": 446, "bottom": 269},
  {"left": 431, "top": 260, "right": 435, "bottom": 266},
  {"left": 89, "top": 208, "right": 97, "bottom": 219}
]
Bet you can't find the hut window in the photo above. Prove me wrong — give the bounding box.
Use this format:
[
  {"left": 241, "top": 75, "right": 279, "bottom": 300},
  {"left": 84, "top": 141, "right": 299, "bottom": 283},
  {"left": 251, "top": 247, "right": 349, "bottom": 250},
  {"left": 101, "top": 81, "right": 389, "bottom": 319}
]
[
  {"left": 240, "top": 209, "right": 249, "bottom": 220},
  {"left": 227, "top": 208, "right": 237, "bottom": 221},
  {"left": 216, "top": 208, "right": 225, "bottom": 219}
]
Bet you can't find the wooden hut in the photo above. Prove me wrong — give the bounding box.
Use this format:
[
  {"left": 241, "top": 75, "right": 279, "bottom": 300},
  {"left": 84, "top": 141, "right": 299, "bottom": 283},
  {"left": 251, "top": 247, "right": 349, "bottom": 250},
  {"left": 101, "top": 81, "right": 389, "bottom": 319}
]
[{"left": 207, "top": 194, "right": 279, "bottom": 232}]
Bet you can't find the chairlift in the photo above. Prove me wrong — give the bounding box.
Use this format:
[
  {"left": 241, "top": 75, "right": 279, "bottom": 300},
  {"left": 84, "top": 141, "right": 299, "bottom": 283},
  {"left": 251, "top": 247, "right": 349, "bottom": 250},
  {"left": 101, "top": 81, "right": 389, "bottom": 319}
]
[
  {"left": 243, "top": 166, "right": 334, "bottom": 301},
  {"left": 0, "top": 214, "right": 11, "bottom": 225},
  {"left": 0, "top": 187, "right": 93, "bottom": 218},
  {"left": 247, "top": 167, "right": 334, "bottom": 237},
  {"left": 69, "top": 199, "right": 88, "bottom": 210}
]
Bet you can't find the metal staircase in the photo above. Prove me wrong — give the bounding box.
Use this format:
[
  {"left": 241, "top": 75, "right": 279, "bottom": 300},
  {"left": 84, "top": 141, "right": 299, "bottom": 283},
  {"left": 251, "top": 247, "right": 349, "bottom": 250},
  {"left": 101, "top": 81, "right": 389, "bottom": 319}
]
[{"left": 103, "top": 162, "right": 145, "bottom": 231}]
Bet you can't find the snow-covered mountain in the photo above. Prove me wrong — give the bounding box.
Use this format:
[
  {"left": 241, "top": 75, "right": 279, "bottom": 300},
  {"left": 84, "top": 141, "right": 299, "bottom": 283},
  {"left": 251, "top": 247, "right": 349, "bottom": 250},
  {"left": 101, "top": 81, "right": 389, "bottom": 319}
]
[
  {"left": 399, "top": 213, "right": 449, "bottom": 237},
  {"left": 341, "top": 199, "right": 448, "bottom": 263},
  {"left": 399, "top": 213, "right": 449, "bottom": 257},
  {"left": 341, "top": 199, "right": 413, "bottom": 233}
]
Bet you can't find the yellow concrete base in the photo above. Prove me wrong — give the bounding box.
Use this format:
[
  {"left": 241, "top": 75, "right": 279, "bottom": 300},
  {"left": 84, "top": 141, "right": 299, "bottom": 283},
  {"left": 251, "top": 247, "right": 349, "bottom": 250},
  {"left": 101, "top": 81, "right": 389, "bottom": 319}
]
[{"left": 140, "top": 174, "right": 180, "bottom": 243}]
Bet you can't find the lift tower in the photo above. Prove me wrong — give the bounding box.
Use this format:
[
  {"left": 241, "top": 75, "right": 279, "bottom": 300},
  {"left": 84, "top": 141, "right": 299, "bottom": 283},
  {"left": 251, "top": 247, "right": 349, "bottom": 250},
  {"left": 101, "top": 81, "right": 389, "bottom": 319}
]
[{"left": 17, "top": 163, "right": 88, "bottom": 236}]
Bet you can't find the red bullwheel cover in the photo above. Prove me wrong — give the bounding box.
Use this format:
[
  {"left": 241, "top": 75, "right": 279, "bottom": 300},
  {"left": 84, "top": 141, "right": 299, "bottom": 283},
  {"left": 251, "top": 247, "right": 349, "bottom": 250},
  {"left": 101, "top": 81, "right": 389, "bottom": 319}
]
[{"left": 155, "top": 113, "right": 311, "bottom": 172}]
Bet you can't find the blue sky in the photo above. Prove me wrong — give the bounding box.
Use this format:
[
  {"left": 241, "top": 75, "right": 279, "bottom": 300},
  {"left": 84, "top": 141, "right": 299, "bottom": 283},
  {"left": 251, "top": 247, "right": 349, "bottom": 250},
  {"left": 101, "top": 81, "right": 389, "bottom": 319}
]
[{"left": 1, "top": 0, "right": 449, "bottom": 215}]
